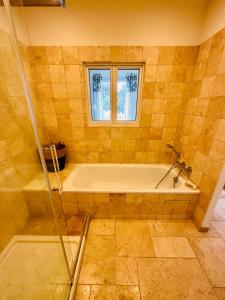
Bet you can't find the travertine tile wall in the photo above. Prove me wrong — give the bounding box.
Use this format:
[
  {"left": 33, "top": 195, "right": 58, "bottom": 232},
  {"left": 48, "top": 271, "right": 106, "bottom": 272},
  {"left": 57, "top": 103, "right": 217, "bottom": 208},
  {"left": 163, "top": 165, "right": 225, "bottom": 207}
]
[
  {"left": 0, "top": 28, "right": 42, "bottom": 251},
  {"left": 29, "top": 45, "right": 198, "bottom": 163},
  {"left": 176, "top": 28, "right": 225, "bottom": 227},
  {"left": 21, "top": 28, "right": 225, "bottom": 227}
]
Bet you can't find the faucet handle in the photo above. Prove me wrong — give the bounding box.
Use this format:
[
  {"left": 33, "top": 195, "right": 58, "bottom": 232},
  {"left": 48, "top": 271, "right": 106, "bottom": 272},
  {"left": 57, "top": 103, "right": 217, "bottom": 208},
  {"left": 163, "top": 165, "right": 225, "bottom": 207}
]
[{"left": 186, "top": 166, "right": 192, "bottom": 174}]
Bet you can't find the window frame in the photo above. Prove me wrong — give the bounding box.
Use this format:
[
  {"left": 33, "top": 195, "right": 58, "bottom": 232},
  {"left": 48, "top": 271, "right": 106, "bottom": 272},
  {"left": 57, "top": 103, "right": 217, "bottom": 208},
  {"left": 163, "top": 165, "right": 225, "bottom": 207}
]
[{"left": 85, "top": 63, "right": 143, "bottom": 127}]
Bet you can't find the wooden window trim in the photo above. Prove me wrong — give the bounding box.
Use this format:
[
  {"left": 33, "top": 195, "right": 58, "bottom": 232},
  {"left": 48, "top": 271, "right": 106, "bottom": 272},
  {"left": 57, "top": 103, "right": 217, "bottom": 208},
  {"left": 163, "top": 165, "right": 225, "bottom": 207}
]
[{"left": 85, "top": 63, "right": 144, "bottom": 127}]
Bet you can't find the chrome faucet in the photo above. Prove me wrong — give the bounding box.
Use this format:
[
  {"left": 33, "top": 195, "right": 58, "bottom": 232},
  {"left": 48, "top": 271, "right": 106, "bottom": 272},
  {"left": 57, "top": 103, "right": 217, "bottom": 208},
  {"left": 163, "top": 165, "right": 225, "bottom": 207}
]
[
  {"left": 172, "top": 161, "right": 192, "bottom": 188},
  {"left": 155, "top": 144, "right": 192, "bottom": 189}
]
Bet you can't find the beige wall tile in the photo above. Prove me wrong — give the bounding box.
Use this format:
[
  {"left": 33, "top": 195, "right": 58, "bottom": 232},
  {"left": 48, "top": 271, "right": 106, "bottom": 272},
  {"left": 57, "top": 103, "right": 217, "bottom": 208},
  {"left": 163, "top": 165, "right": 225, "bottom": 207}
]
[
  {"left": 47, "top": 46, "right": 63, "bottom": 64},
  {"left": 35, "top": 65, "right": 51, "bottom": 83},
  {"left": 30, "top": 46, "right": 48, "bottom": 64},
  {"left": 37, "top": 83, "right": 53, "bottom": 98},
  {"left": 215, "top": 119, "right": 225, "bottom": 142},
  {"left": 78, "top": 46, "right": 95, "bottom": 62},
  {"left": 158, "top": 47, "right": 175, "bottom": 64},
  {"left": 49, "top": 65, "right": 65, "bottom": 82},
  {"left": 152, "top": 99, "right": 167, "bottom": 113},
  {"left": 156, "top": 65, "right": 173, "bottom": 82},
  {"left": 65, "top": 65, "right": 83, "bottom": 83},
  {"left": 94, "top": 46, "right": 110, "bottom": 62},
  {"left": 143, "top": 47, "right": 159, "bottom": 64},
  {"left": 124, "top": 140, "right": 136, "bottom": 152},
  {"left": 212, "top": 73, "right": 225, "bottom": 96},
  {"left": 142, "top": 83, "right": 155, "bottom": 98},
  {"left": 110, "top": 46, "right": 127, "bottom": 62},
  {"left": 144, "top": 65, "right": 157, "bottom": 82},
  {"left": 127, "top": 46, "right": 143, "bottom": 62},
  {"left": 62, "top": 46, "right": 79, "bottom": 64},
  {"left": 151, "top": 114, "right": 165, "bottom": 128},
  {"left": 52, "top": 83, "right": 67, "bottom": 98}
]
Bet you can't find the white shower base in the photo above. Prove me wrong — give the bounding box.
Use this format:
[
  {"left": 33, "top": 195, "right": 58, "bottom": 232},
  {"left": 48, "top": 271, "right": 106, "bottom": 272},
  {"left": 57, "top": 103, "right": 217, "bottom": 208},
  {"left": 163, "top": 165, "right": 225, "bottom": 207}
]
[{"left": 0, "top": 235, "right": 80, "bottom": 300}]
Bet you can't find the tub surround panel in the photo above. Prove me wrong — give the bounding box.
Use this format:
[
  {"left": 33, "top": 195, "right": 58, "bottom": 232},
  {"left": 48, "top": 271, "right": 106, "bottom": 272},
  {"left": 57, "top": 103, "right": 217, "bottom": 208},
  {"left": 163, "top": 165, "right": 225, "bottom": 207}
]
[
  {"left": 24, "top": 190, "right": 198, "bottom": 220},
  {"left": 176, "top": 27, "right": 225, "bottom": 228}
]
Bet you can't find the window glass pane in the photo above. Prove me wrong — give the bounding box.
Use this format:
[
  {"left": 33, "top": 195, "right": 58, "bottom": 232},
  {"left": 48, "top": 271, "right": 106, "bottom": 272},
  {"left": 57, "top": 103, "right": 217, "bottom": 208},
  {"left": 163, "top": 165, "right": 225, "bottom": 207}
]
[
  {"left": 117, "top": 69, "right": 140, "bottom": 121},
  {"left": 89, "top": 69, "right": 111, "bottom": 121}
]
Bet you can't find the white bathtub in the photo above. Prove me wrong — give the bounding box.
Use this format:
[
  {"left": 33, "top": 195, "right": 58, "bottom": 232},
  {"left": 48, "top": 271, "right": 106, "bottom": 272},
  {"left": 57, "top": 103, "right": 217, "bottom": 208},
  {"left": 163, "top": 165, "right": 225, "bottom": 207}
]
[{"left": 63, "top": 164, "right": 199, "bottom": 194}]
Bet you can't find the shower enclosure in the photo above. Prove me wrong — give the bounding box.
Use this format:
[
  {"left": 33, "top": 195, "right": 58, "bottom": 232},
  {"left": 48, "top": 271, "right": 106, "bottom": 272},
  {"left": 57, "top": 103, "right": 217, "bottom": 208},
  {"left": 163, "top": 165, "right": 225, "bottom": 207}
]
[{"left": 0, "top": 1, "right": 87, "bottom": 299}]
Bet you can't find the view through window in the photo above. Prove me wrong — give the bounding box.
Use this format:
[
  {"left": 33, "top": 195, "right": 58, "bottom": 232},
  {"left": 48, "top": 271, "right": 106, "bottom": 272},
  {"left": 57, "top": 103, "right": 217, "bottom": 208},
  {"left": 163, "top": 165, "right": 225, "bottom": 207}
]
[{"left": 87, "top": 65, "right": 141, "bottom": 125}]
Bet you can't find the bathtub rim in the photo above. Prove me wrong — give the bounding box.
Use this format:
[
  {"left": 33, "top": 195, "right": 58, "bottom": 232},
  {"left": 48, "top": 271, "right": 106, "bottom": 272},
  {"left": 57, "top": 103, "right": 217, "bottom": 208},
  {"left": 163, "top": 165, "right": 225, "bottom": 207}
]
[{"left": 62, "top": 163, "right": 200, "bottom": 194}]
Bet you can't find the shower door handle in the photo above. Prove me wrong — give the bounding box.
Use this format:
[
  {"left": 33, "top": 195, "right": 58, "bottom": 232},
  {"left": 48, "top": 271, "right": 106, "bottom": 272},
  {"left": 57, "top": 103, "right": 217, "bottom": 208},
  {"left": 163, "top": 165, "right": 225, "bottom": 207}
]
[{"left": 50, "top": 144, "right": 63, "bottom": 194}]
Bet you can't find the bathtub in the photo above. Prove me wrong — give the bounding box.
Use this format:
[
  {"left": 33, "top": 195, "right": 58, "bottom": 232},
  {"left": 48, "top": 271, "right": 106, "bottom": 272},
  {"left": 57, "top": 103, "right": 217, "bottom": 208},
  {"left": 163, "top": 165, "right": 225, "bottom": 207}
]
[
  {"left": 63, "top": 164, "right": 199, "bottom": 194},
  {"left": 24, "top": 163, "right": 200, "bottom": 219}
]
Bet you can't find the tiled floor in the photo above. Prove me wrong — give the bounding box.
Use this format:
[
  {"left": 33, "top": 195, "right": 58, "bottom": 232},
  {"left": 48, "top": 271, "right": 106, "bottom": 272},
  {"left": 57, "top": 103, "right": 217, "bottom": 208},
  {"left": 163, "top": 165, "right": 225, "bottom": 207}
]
[{"left": 75, "top": 214, "right": 225, "bottom": 299}]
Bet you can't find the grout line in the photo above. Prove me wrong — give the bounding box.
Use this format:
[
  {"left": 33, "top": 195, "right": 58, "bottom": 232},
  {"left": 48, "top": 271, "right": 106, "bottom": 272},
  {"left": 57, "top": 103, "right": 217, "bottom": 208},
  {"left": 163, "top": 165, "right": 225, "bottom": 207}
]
[
  {"left": 136, "top": 257, "right": 143, "bottom": 300},
  {"left": 210, "top": 222, "right": 224, "bottom": 239},
  {"left": 187, "top": 234, "right": 223, "bottom": 289},
  {"left": 195, "top": 257, "right": 216, "bottom": 289}
]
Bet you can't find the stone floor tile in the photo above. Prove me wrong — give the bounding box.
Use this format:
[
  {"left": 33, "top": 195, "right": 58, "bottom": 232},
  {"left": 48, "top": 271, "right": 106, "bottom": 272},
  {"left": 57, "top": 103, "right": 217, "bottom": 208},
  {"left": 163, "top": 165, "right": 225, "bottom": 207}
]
[
  {"left": 189, "top": 237, "right": 225, "bottom": 287},
  {"left": 148, "top": 222, "right": 168, "bottom": 237},
  {"left": 78, "top": 256, "right": 116, "bottom": 285},
  {"left": 182, "top": 222, "right": 202, "bottom": 236},
  {"left": 214, "top": 287, "right": 225, "bottom": 300},
  {"left": 211, "top": 222, "right": 225, "bottom": 239},
  {"left": 138, "top": 258, "right": 218, "bottom": 300},
  {"left": 163, "top": 222, "right": 185, "bottom": 236},
  {"left": 161, "top": 222, "right": 202, "bottom": 237},
  {"left": 116, "top": 257, "right": 138, "bottom": 285},
  {"left": 152, "top": 237, "right": 196, "bottom": 258},
  {"left": 90, "top": 285, "right": 141, "bottom": 300},
  {"left": 116, "top": 220, "right": 155, "bottom": 257},
  {"left": 83, "top": 235, "right": 115, "bottom": 260},
  {"left": 113, "top": 286, "right": 141, "bottom": 300},
  {"left": 75, "top": 285, "right": 91, "bottom": 300},
  {"left": 88, "top": 219, "right": 115, "bottom": 236},
  {"left": 90, "top": 285, "right": 114, "bottom": 299},
  {"left": 79, "top": 233, "right": 116, "bottom": 285}
]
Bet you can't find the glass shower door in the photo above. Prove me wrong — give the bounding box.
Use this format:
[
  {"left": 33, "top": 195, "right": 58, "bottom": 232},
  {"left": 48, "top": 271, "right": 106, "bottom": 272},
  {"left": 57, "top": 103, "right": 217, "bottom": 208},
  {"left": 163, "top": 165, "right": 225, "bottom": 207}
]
[{"left": 0, "top": 1, "right": 73, "bottom": 299}]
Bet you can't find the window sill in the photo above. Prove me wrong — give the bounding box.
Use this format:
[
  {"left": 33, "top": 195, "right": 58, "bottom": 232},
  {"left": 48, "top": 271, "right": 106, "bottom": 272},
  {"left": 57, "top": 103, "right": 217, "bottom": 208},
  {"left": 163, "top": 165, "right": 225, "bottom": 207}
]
[{"left": 87, "top": 121, "right": 140, "bottom": 127}]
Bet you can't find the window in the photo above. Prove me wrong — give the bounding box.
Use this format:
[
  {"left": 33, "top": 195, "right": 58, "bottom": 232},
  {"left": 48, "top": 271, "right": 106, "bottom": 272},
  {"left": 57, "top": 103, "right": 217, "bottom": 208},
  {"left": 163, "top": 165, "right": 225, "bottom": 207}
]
[
  {"left": 86, "top": 65, "right": 142, "bottom": 126},
  {"left": 89, "top": 69, "right": 111, "bottom": 121}
]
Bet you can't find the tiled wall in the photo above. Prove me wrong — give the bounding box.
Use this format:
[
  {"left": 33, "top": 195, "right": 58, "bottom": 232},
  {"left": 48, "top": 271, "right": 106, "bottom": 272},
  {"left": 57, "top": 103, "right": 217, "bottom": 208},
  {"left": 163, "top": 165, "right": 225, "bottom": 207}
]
[
  {"left": 24, "top": 190, "right": 198, "bottom": 220},
  {"left": 176, "top": 28, "right": 225, "bottom": 227},
  {"left": 8, "top": 28, "right": 224, "bottom": 227},
  {"left": 28, "top": 40, "right": 225, "bottom": 227},
  {"left": 29, "top": 45, "right": 198, "bottom": 163},
  {"left": 0, "top": 27, "right": 42, "bottom": 251}
]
